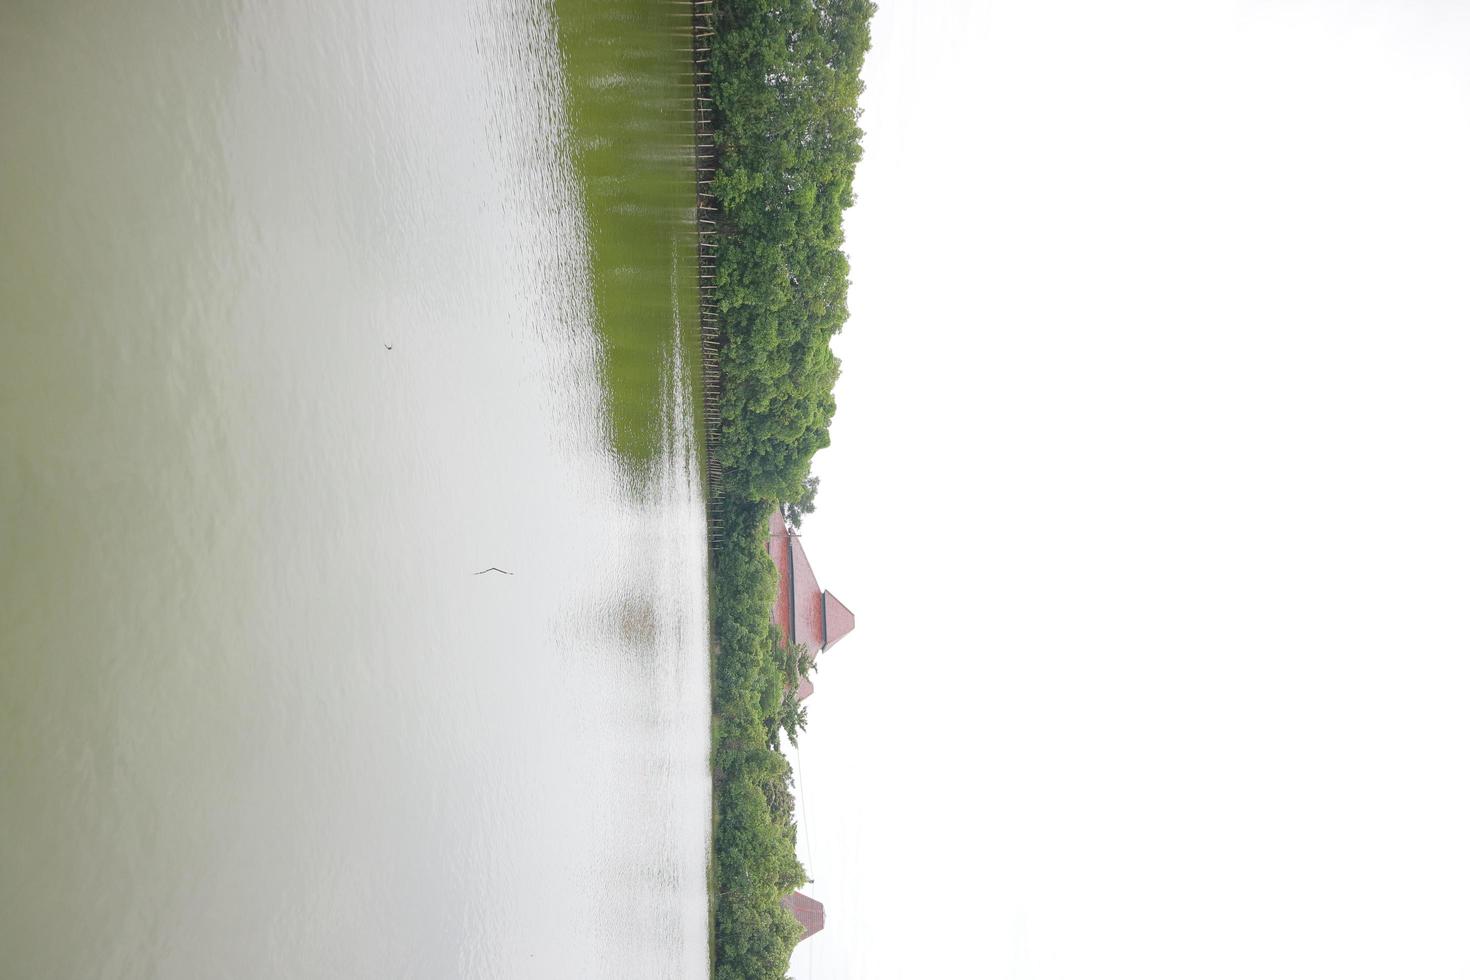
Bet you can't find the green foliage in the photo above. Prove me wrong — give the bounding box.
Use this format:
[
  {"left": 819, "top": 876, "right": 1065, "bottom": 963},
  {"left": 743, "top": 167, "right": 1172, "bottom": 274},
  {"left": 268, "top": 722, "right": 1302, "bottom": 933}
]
[
  {"left": 705, "top": 1, "right": 873, "bottom": 976},
  {"left": 778, "top": 640, "right": 817, "bottom": 690},
  {"left": 708, "top": 0, "right": 875, "bottom": 505},
  {"left": 710, "top": 514, "right": 810, "bottom": 980},
  {"left": 781, "top": 476, "right": 820, "bottom": 529}
]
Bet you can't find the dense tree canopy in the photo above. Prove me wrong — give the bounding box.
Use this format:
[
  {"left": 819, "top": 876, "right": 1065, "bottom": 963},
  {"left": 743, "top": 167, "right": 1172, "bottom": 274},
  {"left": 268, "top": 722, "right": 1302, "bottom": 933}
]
[
  {"left": 708, "top": 0, "right": 875, "bottom": 504},
  {"left": 705, "top": 4, "right": 872, "bottom": 977},
  {"left": 710, "top": 505, "right": 812, "bottom": 980}
]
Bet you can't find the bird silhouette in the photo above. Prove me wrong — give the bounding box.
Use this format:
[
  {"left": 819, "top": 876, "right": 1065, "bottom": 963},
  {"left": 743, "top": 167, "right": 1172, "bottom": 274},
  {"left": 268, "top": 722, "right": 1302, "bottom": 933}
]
[{"left": 474, "top": 567, "right": 513, "bottom": 576}]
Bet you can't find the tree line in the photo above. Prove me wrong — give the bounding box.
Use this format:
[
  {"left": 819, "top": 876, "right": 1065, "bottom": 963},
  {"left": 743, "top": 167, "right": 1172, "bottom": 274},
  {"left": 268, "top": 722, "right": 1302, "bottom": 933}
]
[{"left": 704, "top": 1, "right": 874, "bottom": 977}]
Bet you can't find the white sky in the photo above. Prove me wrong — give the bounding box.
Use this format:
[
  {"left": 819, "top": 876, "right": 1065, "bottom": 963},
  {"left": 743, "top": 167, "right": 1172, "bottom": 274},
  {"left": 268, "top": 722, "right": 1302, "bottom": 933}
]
[{"left": 788, "top": 1, "right": 1470, "bottom": 977}]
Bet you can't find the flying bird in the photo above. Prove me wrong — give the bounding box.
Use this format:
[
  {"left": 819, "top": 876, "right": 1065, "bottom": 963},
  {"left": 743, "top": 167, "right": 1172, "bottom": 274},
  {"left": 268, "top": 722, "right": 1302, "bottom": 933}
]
[
  {"left": 384, "top": 343, "right": 393, "bottom": 350},
  {"left": 474, "top": 567, "right": 513, "bottom": 576}
]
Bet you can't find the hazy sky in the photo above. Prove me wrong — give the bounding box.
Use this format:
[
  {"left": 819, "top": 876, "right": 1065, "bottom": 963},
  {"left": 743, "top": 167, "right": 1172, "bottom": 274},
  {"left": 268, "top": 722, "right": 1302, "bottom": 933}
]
[{"left": 788, "top": 1, "right": 1470, "bottom": 977}]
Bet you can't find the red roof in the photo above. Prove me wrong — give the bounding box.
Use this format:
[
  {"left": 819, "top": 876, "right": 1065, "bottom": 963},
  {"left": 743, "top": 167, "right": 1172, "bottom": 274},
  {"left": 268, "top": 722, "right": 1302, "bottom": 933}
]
[
  {"left": 765, "top": 510, "right": 796, "bottom": 645},
  {"left": 821, "top": 591, "right": 855, "bottom": 650},
  {"left": 766, "top": 510, "right": 853, "bottom": 655},
  {"left": 781, "top": 891, "right": 826, "bottom": 941}
]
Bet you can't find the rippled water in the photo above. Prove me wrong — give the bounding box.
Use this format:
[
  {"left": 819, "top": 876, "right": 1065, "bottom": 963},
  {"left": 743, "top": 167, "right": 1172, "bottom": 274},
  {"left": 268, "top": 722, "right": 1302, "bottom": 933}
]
[{"left": 0, "top": 1, "right": 709, "bottom": 977}]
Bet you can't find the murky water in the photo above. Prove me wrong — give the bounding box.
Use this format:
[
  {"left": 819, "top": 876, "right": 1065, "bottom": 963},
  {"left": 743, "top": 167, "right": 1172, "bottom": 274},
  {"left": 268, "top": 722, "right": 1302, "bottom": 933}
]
[{"left": 0, "top": 1, "right": 709, "bottom": 977}]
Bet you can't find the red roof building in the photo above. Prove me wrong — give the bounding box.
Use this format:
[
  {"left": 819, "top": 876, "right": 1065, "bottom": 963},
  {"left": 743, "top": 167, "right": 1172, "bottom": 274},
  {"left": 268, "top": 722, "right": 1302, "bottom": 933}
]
[
  {"left": 781, "top": 891, "right": 826, "bottom": 942},
  {"left": 766, "top": 510, "right": 854, "bottom": 700}
]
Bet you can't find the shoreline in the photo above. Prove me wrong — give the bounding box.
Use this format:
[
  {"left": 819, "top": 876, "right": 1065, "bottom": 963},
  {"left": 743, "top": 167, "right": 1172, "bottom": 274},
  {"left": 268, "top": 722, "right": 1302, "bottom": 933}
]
[{"left": 691, "top": 1, "right": 875, "bottom": 975}]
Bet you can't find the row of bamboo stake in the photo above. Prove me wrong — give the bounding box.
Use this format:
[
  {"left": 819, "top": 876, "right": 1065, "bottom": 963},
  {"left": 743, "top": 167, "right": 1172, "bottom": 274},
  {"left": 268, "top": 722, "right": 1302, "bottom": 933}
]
[{"left": 687, "top": 0, "right": 725, "bottom": 555}]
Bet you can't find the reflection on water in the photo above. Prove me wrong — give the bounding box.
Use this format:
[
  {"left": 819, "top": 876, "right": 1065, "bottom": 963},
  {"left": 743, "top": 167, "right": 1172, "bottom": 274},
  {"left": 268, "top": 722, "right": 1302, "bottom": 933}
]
[
  {"left": 0, "top": 1, "right": 710, "bottom": 977},
  {"left": 558, "top": 0, "right": 704, "bottom": 467}
]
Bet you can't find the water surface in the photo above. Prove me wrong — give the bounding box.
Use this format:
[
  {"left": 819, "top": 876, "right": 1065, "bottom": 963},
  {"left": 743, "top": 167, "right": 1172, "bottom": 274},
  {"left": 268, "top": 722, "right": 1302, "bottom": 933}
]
[{"left": 0, "top": 1, "right": 709, "bottom": 977}]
